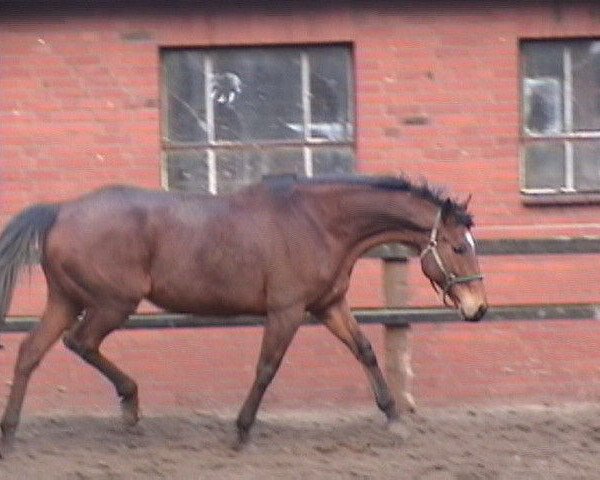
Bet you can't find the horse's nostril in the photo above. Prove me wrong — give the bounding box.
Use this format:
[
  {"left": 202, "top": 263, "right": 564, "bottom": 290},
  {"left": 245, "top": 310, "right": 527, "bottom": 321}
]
[
  {"left": 463, "top": 303, "right": 487, "bottom": 322},
  {"left": 474, "top": 304, "right": 487, "bottom": 322}
]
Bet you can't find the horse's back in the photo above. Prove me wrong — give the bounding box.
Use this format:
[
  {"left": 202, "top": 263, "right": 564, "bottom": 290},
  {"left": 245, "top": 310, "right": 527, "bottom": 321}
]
[
  {"left": 41, "top": 182, "right": 340, "bottom": 315},
  {"left": 42, "top": 184, "right": 277, "bottom": 313}
]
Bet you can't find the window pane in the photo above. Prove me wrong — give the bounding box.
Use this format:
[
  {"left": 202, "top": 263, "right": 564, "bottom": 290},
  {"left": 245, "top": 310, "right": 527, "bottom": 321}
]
[
  {"left": 212, "top": 48, "right": 303, "bottom": 142},
  {"left": 162, "top": 50, "right": 207, "bottom": 144},
  {"left": 522, "top": 42, "right": 564, "bottom": 78},
  {"left": 216, "top": 148, "right": 305, "bottom": 194},
  {"left": 312, "top": 147, "right": 355, "bottom": 175},
  {"left": 573, "top": 141, "right": 600, "bottom": 191},
  {"left": 522, "top": 143, "right": 564, "bottom": 190},
  {"left": 523, "top": 78, "right": 562, "bottom": 135},
  {"left": 308, "top": 47, "right": 353, "bottom": 141},
  {"left": 164, "top": 150, "right": 210, "bottom": 193},
  {"left": 522, "top": 42, "right": 564, "bottom": 136},
  {"left": 572, "top": 41, "right": 600, "bottom": 131}
]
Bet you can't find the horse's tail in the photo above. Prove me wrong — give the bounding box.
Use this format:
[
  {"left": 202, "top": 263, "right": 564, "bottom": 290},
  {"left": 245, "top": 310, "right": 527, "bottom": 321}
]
[{"left": 0, "top": 204, "right": 60, "bottom": 334}]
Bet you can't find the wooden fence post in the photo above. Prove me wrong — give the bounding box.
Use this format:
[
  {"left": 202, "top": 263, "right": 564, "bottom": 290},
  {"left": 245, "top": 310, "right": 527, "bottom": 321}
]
[{"left": 382, "top": 248, "right": 416, "bottom": 413}]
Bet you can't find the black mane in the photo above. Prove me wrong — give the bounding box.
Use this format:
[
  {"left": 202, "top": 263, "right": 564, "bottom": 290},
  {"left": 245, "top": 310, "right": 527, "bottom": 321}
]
[{"left": 262, "top": 174, "right": 474, "bottom": 227}]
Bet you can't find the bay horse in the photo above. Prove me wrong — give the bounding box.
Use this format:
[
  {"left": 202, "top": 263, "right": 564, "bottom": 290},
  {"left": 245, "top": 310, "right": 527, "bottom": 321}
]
[{"left": 0, "top": 175, "right": 487, "bottom": 455}]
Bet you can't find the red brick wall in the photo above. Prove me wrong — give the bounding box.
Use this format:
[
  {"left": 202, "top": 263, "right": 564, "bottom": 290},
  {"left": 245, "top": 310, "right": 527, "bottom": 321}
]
[
  {"left": 3, "top": 321, "right": 600, "bottom": 414},
  {"left": 2, "top": 1, "right": 600, "bottom": 313}
]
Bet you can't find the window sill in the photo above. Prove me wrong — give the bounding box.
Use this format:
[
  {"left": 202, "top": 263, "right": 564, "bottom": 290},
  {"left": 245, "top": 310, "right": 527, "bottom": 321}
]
[{"left": 521, "top": 192, "right": 600, "bottom": 206}]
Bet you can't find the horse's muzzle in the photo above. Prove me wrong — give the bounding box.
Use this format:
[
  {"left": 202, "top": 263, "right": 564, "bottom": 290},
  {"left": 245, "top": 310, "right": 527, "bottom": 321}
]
[{"left": 462, "top": 303, "right": 487, "bottom": 322}]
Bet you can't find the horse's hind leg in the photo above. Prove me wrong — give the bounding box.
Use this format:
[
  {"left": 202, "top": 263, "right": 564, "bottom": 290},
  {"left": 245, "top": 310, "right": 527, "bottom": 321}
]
[
  {"left": 62, "top": 306, "right": 139, "bottom": 426},
  {"left": 318, "top": 300, "right": 399, "bottom": 423},
  {"left": 0, "top": 291, "right": 78, "bottom": 454},
  {"left": 235, "top": 305, "right": 303, "bottom": 448}
]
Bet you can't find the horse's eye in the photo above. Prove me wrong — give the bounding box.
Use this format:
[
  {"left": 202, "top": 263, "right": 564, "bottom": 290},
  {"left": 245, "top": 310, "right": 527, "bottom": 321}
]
[{"left": 452, "top": 244, "right": 467, "bottom": 255}]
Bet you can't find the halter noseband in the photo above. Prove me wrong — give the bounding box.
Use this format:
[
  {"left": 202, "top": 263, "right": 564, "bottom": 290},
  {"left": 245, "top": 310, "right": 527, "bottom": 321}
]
[{"left": 420, "top": 208, "right": 484, "bottom": 306}]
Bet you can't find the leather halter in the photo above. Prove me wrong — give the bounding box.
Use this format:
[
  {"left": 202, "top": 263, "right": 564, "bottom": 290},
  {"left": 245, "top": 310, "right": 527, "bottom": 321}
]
[{"left": 420, "top": 208, "right": 484, "bottom": 306}]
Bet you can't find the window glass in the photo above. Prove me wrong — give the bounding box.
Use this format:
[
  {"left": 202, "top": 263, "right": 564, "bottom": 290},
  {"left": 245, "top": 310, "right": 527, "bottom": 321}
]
[
  {"left": 312, "top": 147, "right": 355, "bottom": 175},
  {"left": 164, "top": 150, "right": 210, "bottom": 193},
  {"left": 521, "top": 40, "right": 600, "bottom": 197},
  {"left": 573, "top": 141, "right": 600, "bottom": 191},
  {"left": 522, "top": 42, "right": 564, "bottom": 78},
  {"left": 212, "top": 48, "right": 303, "bottom": 142},
  {"left": 308, "top": 47, "right": 353, "bottom": 141},
  {"left": 522, "top": 143, "right": 564, "bottom": 190},
  {"left": 161, "top": 45, "right": 355, "bottom": 194},
  {"left": 163, "top": 51, "right": 207, "bottom": 144},
  {"left": 523, "top": 78, "right": 562, "bottom": 135},
  {"left": 572, "top": 41, "right": 600, "bottom": 131},
  {"left": 216, "top": 148, "right": 305, "bottom": 194}
]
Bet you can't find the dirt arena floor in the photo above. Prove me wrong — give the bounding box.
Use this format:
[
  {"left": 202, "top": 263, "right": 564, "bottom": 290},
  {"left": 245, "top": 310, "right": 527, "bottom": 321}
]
[{"left": 0, "top": 403, "right": 598, "bottom": 479}]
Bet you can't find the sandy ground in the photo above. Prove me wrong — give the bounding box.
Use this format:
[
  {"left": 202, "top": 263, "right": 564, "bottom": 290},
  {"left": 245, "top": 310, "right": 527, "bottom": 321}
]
[{"left": 0, "top": 404, "right": 598, "bottom": 479}]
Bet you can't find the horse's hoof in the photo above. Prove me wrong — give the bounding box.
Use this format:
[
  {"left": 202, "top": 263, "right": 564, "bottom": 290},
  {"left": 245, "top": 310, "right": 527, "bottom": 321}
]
[
  {"left": 122, "top": 411, "right": 139, "bottom": 427},
  {"left": 387, "top": 419, "right": 410, "bottom": 440},
  {"left": 232, "top": 429, "right": 250, "bottom": 452},
  {"left": 231, "top": 439, "right": 244, "bottom": 452},
  {"left": 121, "top": 401, "right": 139, "bottom": 427},
  {"left": 0, "top": 434, "right": 15, "bottom": 459}
]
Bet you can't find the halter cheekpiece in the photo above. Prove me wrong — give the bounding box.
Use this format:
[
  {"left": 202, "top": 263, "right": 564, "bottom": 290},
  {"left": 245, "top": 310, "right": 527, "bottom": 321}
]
[{"left": 420, "top": 208, "right": 483, "bottom": 305}]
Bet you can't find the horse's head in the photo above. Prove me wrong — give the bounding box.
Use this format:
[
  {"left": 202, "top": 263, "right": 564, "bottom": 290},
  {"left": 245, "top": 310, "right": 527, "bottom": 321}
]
[{"left": 419, "top": 198, "right": 487, "bottom": 322}]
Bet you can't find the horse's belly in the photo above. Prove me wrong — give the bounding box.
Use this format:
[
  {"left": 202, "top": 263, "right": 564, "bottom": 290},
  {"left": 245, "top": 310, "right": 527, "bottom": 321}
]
[{"left": 147, "top": 279, "right": 266, "bottom": 315}]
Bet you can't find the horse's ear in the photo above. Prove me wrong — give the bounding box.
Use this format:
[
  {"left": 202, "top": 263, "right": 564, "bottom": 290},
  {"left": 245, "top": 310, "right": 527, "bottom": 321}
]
[
  {"left": 441, "top": 198, "right": 453, "bottom": 221},
  {"left": 460, "top": 193, "right": 472, "bottom": 209}
]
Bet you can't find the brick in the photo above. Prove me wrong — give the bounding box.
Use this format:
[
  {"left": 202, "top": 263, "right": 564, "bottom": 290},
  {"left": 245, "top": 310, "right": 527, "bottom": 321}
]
[{"left": 1, "top": 2, "right": 600, "bottom": 412}]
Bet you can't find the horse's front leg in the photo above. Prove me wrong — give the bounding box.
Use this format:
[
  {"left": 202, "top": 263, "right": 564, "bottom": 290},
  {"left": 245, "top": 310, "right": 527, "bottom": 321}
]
[
  {"left": 235, "top": 305, "right": 303, "bottom": 449},
  {"left": 317, "top": 299, "right": 405, "bottom": 431}
]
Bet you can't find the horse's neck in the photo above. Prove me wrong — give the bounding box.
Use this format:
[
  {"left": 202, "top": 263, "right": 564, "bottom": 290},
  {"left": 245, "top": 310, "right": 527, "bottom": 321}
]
[{"left": 316, "top": 187, "right": 437, "bottom": 252}]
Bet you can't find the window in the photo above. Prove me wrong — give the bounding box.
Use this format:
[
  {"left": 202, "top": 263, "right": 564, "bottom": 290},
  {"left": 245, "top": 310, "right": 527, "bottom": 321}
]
[
  {"left": 161, "top": 45, "right": 355, "bottom": 194},
  {"left": 521, "top": 40, "right": 600, "bottom": 199}
]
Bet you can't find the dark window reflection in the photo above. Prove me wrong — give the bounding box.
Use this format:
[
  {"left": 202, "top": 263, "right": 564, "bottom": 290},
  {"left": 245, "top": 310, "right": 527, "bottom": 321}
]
[{"left": 212, "top": 48, "right": 303, "bottom": 142}]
